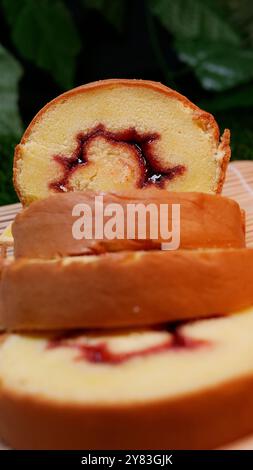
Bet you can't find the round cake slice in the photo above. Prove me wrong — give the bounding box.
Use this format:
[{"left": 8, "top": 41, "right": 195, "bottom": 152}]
[
  {"left": 13, "top": 79, "right": 230, "bottom": 205},
  {"left": 12, "top": 190, "right": 245, "bottom": 258},
  {"left": 1, "top": 306, "right": 253, "bottom": 449},
  {"left": 1, "top": 248, "right": 253, "bottom": 330}
]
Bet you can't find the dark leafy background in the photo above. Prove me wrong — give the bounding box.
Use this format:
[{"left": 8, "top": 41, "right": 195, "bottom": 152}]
[{"left": 0, "top": 0, "right": 253, "bottom": 204}]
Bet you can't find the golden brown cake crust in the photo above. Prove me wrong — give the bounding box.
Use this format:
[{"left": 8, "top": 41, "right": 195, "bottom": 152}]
[
  {"left": 0, "top": 261, "right": 3, "bottom": 331},
  {"left": 216, "top": 128, "right": 231, "bottom": 194},
  {"left": 1, "top": 373, "right": 253, "bottom": 449},
  {"left": 12, "top": 190, "right": 245, "bottom": 259},
  {"left": 1, "top": 248, "right": 253, "bottom": 330},
  {"left": 0, "top": 258, "right": 11, "bottom": 331},
  {"left": 13, "top": 79, "right": 230, "bottom": 204}
]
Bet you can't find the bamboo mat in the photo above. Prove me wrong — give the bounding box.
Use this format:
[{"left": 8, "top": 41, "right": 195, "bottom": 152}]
[
  {"left": 223, "top": 161, "right": 253, "bottom": 247},
  {"left": 0, "top": 160, "right": 253, "bottom": 451}
]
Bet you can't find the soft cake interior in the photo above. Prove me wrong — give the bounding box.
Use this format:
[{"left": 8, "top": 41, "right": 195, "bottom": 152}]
[
  {"left": 1, "top": 307, "right": 253, "bottom": 405},
  {"left": 15, "top": 83, "right": 226, "bottom": 203}
]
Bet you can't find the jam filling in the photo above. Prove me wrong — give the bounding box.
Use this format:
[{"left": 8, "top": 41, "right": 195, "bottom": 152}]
[
  {"left": 49, "top": 124, "right": 186, "bottom": 192},
  {"left": 47, "top": 326, "right": 208, "bottom": 365}
]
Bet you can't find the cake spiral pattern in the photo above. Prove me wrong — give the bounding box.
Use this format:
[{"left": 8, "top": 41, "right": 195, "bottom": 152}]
[
  {"left": 13, "top": 80, "right": 230, "bottom": 205},
  {"left": 1, "top": 308, "right": 253, "bottom": 449}
]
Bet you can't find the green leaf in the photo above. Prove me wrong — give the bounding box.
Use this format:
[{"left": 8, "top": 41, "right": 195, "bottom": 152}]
[
  {"left": 175, "top": 39, "right": 253, "bottom": 91},
  {"left": 0, "top": 135, "right": 19, "bottom": 205},
  {"left": 222, "top": 0, "right": 253, "bottom": 47},
  {"left": 149, "top": 0, "right": 241, "bottom": 45},
  {"left": 216, "top": 109, "right": 253, "bottom": 161},
  {"left": 82, "top": 0, "right": 126, "bottom": 32},
  {"left": 0, "top": 43, "right": 23, "bottom": 138},
  {"left": 199, "top": 84, "right": 253, "bottom": 111},
  {"left": 1, "top": 0, "right": 81, "bottom": 89},
  {"left": 0, "top": 44, "right": 22, "bottom": 204},
  {"left": 1, "top": 0, "right": 24, "bottom": 26}
]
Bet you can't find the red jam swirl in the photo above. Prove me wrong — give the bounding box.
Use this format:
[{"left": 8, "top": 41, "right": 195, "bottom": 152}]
[
  {"left": 47, "top": 327, "right": 208, "bottom": 365},
  {"left": 49, "top": 124, "right": 186, "bottom": 192}
]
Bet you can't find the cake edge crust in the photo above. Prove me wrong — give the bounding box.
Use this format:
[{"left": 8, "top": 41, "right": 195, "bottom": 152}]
[
  {"left": 0, "top": 369, "right": 253, "bottom": 449},
  {"left": 1, "top": 248, "right": 253, "bottom": 330}
]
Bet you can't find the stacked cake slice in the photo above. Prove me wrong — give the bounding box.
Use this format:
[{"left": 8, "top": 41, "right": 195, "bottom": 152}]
[
  {"left": 0, "top": 79, "right": 253, "bottom": 449},
  {"left": 2, "top": 308, "right": 253, "bottom": 450}
]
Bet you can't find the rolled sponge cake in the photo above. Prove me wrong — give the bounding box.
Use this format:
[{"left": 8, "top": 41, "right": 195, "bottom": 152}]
[
  {"left": 1, "top": 248, "right": 253, "bottom": 330},
  {"left": 13, "top": 79, "right": 230, "bottom": 205},
  {"left": 1, "top": 306, "right": 253, "bottom": 449},
  {"left": 12, "top": 190, "right": 245, "bottom": 258}
]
